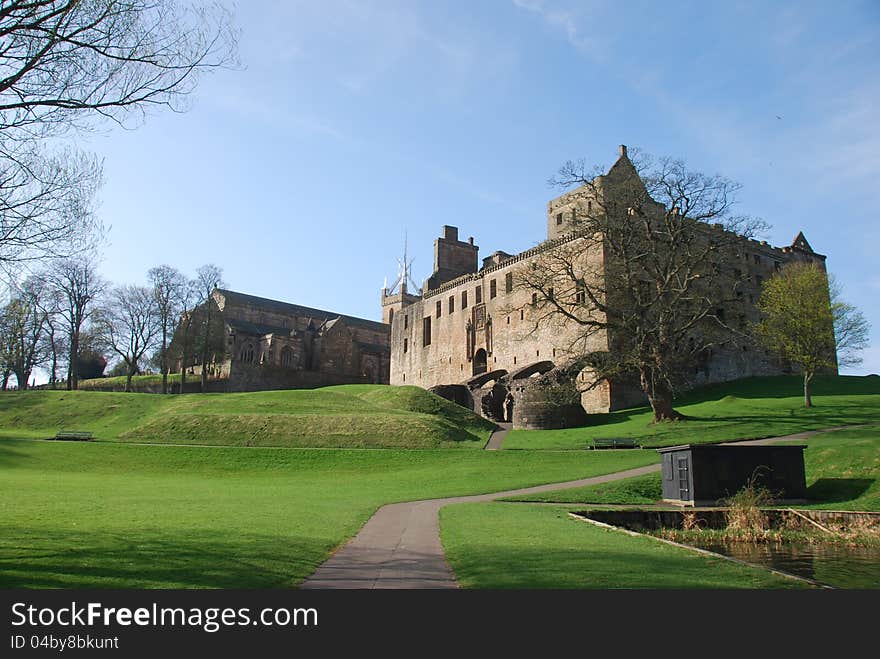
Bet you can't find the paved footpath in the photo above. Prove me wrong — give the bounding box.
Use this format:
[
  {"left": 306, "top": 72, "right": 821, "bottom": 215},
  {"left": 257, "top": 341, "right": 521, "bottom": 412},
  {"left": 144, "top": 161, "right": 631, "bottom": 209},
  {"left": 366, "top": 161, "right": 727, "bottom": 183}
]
[{"left": 300, "top": 426, "right": 855, "bottom": 589}]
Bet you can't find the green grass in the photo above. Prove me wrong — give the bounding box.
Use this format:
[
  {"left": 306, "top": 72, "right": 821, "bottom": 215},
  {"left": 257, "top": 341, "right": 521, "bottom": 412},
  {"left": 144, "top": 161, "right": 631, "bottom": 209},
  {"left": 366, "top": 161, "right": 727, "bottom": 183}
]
[
  {"left": 0, "top": 439, "right": 658, "bottom": 588},
  {"left": 503, "top": 375, "right": 880, "bottom": 450},
  {"left": 440, "top": 503, "right": 806, "bottom": 588},
  {"left": 508, "top": 425, "right": 880, "bottom": 512},
  {"left": 503, "top": 471, "right": 662, "bottom": 505},
  {"left": 0, "top": 385, "right": 496, "bottom": 449}
]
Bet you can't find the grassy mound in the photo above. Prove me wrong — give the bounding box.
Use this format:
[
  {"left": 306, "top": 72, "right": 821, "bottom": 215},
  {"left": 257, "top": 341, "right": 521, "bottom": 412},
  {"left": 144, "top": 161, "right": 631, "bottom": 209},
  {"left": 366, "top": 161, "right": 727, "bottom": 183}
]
[
  {"left": 0, "top": 385, "right": 495, "bottom": 449},
  {"left": 504, "top": 375, "right": 880, "bottom": 449}
]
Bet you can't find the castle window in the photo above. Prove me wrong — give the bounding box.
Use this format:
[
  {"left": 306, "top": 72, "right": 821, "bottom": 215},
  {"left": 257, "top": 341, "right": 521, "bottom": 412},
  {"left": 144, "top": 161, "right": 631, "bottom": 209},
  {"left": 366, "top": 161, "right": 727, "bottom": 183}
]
[
  {"left": 754, "top": 254, "right": 760, "bottom": 265},
  {"left": 514, "top": 356, "right": 517, "bottom": 364},
  {"left": 575, "top": 285, "right": 586, "bottom": 305},
  {"left": 403, "top": 338, "right": 408, "bottom": 354},
  {"left": 448, "top": 296, "right": 455, "bottom": 314},
  {"left": 422, "top": 317, "right": 432, "bottom": 347},
  {"left": 280, "top": 346, "right": 293, "bottom": 368},
  {"left": 531, "top": 293, "right": 537, "bottom": 306},
  {"left": 556, "top": 213, "right": 563, "bottom": 225},
  {"left": 404, "top": 314, "right": 408, "bottom": 329},
  {"left": 506, "top": 316, "right": 510, "bottom": 325},
  {"left": 475, "top": 286, "right": 482, "bottom": 304},
  {"left": 520, "top": 309, "right": 524, "bottom": 320},
  {"left": 505, "top": 272, "right": 513, "bottom": 293},
  {"left": 388, "top": 308, "right": 394, "bottom": 326},
  {"left": 490, "top": 279, "right": 497, "bottom": 299},
  {"left": 462, "top": 290, "right": 468, "bottom": 309},
  {"left": 548, "top": 287, "right": 554, "bottom": 300},
  {"left": 436, "top": 300, "right": 442, "bottom": 319}
]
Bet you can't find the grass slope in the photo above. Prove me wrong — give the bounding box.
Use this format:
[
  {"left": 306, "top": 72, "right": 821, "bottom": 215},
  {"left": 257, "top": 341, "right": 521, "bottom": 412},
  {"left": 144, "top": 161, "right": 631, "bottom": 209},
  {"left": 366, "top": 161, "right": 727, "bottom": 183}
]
[
  {"left": 0, "top": 385, "right": 495, "bottom": 449},
  {"left": 504, "top": 375, "right": 880, "bottom": 449},
  {"left": 0, "top": 440, "right": 657, "bottom": 588},
  {"left": 440, "top": 503, "right": 805, "bottom": 588},
  {"left": 508, "top": 426, "right": 880, "bottom": 511}
]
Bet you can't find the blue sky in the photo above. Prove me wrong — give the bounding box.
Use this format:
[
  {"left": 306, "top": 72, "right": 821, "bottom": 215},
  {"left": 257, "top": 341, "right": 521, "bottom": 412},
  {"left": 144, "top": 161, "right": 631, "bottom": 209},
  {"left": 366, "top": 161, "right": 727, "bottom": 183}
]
[{"left": 83, "top": 0, "right": 879, "bottom": 374}]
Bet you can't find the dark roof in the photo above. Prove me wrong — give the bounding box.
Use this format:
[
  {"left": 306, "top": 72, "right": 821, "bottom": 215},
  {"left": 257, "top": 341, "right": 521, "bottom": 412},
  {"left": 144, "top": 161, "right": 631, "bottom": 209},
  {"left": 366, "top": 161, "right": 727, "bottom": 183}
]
[
  {"left": 226, "top": 318, "right": 292, "bottom": 336},
  {"left": 217, "top": 289, "right": 388, "bottom": 333},
  {"left": 656, "top": 444, "right": 807, "bottom": 453}
]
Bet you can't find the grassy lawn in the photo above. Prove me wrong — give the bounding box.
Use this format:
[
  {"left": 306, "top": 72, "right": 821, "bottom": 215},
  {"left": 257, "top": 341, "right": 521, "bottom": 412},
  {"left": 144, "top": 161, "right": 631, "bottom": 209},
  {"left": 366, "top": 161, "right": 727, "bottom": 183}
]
[
  {"left": 505, "top": 425, "right": 880, "bottom": 512},
  {"left": 504, "top": 375, "right": 880, "bottom": 450},
  {"left": 0, "top": 385, "right": 495, "bottom": 449},
  {"left": 440, "top": 503, "right": 806, "bottom": 588},
  {"left": 0, "top": 439, "right": 658, "bottom": 588}
]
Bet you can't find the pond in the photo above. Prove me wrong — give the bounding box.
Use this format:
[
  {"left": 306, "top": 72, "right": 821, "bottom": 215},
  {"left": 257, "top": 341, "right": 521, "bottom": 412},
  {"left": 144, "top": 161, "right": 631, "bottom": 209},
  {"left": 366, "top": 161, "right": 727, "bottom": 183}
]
[{"left": 685, "top": 539, "right": 880, "bottom": 589}]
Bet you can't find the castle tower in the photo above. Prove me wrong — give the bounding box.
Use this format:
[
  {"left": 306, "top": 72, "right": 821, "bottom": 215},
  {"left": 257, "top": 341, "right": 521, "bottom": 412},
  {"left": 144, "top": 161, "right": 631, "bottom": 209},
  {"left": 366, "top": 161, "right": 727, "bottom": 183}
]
[{"left": 381, "top": 238, "right": 421, "bottom": 326}]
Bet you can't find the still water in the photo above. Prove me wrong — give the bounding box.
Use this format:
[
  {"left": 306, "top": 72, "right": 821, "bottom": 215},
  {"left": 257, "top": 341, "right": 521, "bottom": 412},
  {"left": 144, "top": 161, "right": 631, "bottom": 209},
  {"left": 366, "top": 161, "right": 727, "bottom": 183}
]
[{"left": 688, "top": 540, "right": 880, "bottom": 588}]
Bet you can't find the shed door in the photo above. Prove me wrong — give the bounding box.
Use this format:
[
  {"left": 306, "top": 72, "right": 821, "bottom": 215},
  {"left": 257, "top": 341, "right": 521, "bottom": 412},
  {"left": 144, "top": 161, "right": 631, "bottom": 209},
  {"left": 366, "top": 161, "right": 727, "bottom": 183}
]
[{"left": 677, "top": 457, "right": 690, "bottom": 501}]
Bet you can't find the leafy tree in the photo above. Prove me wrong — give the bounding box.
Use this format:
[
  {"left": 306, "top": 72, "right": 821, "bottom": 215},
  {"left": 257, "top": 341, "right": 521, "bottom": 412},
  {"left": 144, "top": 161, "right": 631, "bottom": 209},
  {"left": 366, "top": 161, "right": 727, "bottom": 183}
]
[{"left": 754, "top": 262, "right": 869, "bottom": 407}]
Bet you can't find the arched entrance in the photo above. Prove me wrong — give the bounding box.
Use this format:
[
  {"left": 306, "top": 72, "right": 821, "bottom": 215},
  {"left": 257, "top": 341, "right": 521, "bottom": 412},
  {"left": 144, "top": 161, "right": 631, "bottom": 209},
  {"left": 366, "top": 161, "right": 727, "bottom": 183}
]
[{"left": 472, "top": 348, "right": 487, "bottom": 376}]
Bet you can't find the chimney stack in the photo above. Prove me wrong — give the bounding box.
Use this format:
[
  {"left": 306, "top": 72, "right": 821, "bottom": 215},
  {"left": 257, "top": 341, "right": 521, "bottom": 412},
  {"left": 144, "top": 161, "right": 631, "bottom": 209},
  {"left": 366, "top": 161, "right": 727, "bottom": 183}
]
[{"left": 619, "top": 144, "right": 628, "bottom": 157}]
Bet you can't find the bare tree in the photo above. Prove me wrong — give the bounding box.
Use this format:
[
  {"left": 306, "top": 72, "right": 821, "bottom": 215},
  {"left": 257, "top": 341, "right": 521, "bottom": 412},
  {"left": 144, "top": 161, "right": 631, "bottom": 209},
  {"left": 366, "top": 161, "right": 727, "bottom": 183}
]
[
  {"left": 1, "top": 277, "right": 48, "bottom": 389},
  {"left": 515, "top": 148, "right": 767, "bottom": 422},
  {"left": 0, "top": 1, "right": 238, "bottom": 264},
  {"left": 147, "top": 264, "right": 185, "bottom": 394},
  {"left": 0, "top": 146, "right": 103, "bottom": 266},
  {"left": 193, "top": 264, "right": 224, "bottom": 391},
  {"left": 94, "top": 285, "right": 159, "bottom": 392},
  {"left": 0, "top": 1, "right": 238, "bottom": 135},
  {"left": 45, "top": 255, "right": 105, "bottom": 389},
  {"left": 169, "top": 277, "right": 201, "bottom": 394}
]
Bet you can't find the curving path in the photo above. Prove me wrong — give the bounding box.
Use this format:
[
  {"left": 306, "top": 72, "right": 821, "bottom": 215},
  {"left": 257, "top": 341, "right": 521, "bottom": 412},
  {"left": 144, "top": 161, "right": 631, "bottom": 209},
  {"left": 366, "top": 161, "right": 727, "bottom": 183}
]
[
  {"left": 300, "top": 426, "right": 855, "bottom": 589},
  {"left": 300, "top": 464, "right": 660, "bottom": 589}
]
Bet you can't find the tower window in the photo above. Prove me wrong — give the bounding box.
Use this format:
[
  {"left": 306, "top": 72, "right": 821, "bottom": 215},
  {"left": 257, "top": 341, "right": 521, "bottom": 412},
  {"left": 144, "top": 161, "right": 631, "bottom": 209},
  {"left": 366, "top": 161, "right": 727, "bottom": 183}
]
[
  {"left": 490, "top": 279, "right": 497, "bottom": 299},
  {"left": 436, "top": 300, "right": 442, "bottom": 318},
  {"left": 505, "top": 272, "right": 513, "bottom": 293},
  {"left": 462, "top": 290, "right": 468, "bottom": 309},
  {"left": 556, "top": 213, "right": 563, "bottom": 225},
  {"left": 403, "top": 338, "right": 408, "bottom": 353},
  {"left": 449, "top": 295, "right": 455, "bottom": 314},
  {"left": 475, "top": 285, "right": 482, "bottom": 304},
  {"left": 404, "top": 315, "right": 408, "bottom": 329}
]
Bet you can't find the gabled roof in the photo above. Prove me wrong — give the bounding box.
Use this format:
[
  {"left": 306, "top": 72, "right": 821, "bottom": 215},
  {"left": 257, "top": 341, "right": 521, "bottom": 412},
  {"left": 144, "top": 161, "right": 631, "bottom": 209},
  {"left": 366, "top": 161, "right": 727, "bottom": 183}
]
[
  {"left": 790, "top": 231, "right": 814, "bottom": 253},
  {"left": 216, "top": 289, "right": 387, "bottom": 332}
]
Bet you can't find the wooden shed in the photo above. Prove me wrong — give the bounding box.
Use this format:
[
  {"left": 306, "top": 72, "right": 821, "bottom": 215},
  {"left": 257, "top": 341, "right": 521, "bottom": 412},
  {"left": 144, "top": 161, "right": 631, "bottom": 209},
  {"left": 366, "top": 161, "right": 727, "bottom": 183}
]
[{"left": 656, "top": 444, "right": 808, "bottom": 506}]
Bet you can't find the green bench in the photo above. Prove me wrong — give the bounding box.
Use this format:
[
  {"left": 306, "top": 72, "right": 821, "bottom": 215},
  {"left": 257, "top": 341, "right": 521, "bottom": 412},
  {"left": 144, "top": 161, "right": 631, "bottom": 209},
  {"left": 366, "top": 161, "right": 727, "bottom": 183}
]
[
  {"left": 592, "top": 438, "right": 639, "bottom": 449},
  {"left": 53, "top": 430, "right": 94, "bottom": 441}
]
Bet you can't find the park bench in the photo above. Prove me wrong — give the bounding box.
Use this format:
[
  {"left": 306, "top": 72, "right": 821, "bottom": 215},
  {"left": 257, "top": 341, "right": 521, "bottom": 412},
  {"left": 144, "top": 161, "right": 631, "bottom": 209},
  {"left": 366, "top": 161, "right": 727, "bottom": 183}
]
[
  {"left": 53, "top": 430, "right": 94, "bottom": 441},
  {"left": 592, "top": 438, "right": 639, "bottom": 450}
]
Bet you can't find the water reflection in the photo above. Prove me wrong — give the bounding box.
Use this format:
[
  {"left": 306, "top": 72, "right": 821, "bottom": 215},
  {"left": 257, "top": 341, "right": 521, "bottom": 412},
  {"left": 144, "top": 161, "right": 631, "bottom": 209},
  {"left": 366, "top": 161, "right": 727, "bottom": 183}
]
[{"left": 689, "top": 540, "right": 880, "bottom": 589}]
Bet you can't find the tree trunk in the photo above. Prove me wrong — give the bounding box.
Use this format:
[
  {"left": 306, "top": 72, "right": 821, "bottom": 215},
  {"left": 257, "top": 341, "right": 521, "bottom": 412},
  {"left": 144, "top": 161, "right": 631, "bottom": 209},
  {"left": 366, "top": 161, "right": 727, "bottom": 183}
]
[
  {"left": 641, "top": 367, "right": 685, "bottom": 423},
  {"left": 803, "top": 372, "right": 813, "bottom": 408},
  {"left": 125, "top": 367, "right": 134, "bottom": 393},
  {"left": 2, "top": 369, "right": 10, "bottom": 390},
  {"left": 68, "top": 332, "right": 79, "bottom": 390},
  {"left": 160, "top": 326, "right": 168, "bottom": 395}
]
